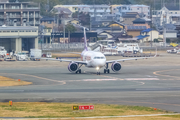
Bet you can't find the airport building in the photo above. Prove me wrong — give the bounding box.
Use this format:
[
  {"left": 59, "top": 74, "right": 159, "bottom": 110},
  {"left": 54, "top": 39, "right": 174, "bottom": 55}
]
[{"left": 0, "top": 26, "right": 38, "bottom": 53}]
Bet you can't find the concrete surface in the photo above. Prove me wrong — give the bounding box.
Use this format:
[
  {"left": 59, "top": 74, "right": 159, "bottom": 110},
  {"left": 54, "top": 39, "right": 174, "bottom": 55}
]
[{"left": 0, "top": 54, "right": 180, "bottom": 112}]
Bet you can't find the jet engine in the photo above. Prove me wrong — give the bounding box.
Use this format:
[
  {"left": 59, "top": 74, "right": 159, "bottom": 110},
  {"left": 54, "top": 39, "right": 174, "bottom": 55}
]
[
  {"left": 68, "top": 62, "right": 78, "bottom": 73},
  {"left": 111, "top": 62, "right": 121, "bottom": 72}
]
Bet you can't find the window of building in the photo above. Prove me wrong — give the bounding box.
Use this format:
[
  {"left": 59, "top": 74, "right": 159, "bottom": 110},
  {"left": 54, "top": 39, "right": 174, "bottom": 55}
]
[
  {"left": 137, "top": 8, "right": 139, "bottom": 10},
  {"left": 175, "top": 12, "right": 177, "bottom": 14},
  {"left": 20, "top": 30, "right": 24, "bottom": 32},
  {"left": 47, "top": 21, "right": 52, "bottom": 24}
]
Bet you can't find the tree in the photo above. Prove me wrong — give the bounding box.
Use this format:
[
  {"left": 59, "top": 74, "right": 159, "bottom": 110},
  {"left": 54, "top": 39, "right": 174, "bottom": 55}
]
[
  {"left": 65, "top": 24, "right": 77, "bottom": 33},
  {"left": 79, "top": 12, "right": 90, "bottom": 26}
]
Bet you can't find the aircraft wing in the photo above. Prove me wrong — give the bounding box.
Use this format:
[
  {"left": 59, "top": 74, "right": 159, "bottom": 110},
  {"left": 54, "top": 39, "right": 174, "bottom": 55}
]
[
  {"left": 106, "top": 54, "right": 157, "bottom": 64},
  {"left": 62, "top": 52, "right": 81, "bottom": 55},
  {"left": 41, "top": 58, "right": 87, "bottom": 64}
]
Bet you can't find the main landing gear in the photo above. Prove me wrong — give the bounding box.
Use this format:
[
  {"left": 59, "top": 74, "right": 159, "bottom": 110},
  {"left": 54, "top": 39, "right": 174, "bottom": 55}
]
[
  {"left": 75, "top": 64, "right": 83, "bottom": 74},
  {"left": 104, "top": 63, "right": 110, "bottom": 74},
  {"left": 76, "top": 69, "right": 81, "bottom": 74}
]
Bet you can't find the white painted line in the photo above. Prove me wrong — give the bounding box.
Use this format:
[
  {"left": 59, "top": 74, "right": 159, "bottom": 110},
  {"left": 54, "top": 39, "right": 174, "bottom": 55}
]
[
  {"left": 2, "top": 113, "right": 179, "bottom": 120},
  {"left": 126, "top": 78, "right": 159, "bottom": 80},
  {"left": 83, "top": 79, "right": 117, "bottom": 81}
]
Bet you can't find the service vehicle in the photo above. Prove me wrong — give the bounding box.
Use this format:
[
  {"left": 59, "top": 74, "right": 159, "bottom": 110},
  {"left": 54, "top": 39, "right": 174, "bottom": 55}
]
[
  {"left": 170, "top": 43, "right": 178, "bottom": 47},
  {"left": 16, "top": 52, "right": 28, "bottom": 61},
  {"left": 46, "top": 52, "right": 52, "bottom": 58},
  {"left": 92, "top": 40, "right": 143, "bottom": 55},
  {"left": 30, "top": 49, "right": 42, "bottom": 61},
  {"left": 0, "top": 46, "right": 7, "bottom": 58}
]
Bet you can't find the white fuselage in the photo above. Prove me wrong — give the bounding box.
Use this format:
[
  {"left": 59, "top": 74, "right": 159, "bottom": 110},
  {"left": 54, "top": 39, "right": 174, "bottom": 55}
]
[{"left": 81, "top": 50, "right": 106, "bottom": 68}]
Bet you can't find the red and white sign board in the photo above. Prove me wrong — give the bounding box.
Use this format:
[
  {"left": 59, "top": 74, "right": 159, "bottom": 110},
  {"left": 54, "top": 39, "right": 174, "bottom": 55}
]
[{"left": 79, "top": 105, "right": 94, "bottom": 110}]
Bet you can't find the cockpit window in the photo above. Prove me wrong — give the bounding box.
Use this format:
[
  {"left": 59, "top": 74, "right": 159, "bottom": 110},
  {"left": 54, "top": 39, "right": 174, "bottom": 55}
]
[{"left": 94, "top": 57, "right": 105, "bottom": 59}]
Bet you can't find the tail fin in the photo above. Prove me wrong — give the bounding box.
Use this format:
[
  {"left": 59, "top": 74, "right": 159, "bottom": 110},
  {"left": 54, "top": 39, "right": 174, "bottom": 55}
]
[{"left": 83, "top": 27, "right": 88, "bottom": 51}]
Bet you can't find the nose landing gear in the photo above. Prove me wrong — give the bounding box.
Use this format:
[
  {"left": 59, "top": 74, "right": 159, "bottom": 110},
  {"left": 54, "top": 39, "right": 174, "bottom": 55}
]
[{"left": 97, "top": 72, "right": 100, "bottom": 75}]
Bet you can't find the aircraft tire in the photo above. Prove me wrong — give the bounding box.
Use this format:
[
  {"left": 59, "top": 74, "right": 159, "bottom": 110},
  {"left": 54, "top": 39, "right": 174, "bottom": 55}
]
[{"left": 104, "top": 69, "right": 106, "bottom": 73}]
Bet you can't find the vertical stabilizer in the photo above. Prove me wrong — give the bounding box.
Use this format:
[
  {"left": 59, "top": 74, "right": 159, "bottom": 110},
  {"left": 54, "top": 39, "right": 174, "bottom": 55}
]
[{"left": 83, "top": 27, "right": 88, "bottom": 51}]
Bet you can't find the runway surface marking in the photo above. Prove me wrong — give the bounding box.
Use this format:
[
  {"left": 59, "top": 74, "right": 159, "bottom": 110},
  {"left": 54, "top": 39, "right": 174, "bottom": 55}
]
[
  {"left": 83, "top": 79, "right": 117, "bottom": 81},
  {"left": 154, "top": 69, "right": 180, "bottom": 79},
  {"left": 0, "top": 73, "right": 66, "bottom": 85},
  {"left": 126, "top": 78, "right": 159, "bottom": 80}
]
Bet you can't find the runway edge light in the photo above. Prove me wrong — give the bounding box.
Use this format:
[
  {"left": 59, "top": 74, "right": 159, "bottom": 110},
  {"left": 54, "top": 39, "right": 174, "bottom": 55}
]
[{"left": 9, "top": 101, "right": 12, "bottom": 107}]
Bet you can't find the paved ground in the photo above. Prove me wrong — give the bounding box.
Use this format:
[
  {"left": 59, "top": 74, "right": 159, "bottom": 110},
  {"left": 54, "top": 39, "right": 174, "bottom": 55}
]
[{"left": 0, "top": 54, "right": 180, "bottom": 112}]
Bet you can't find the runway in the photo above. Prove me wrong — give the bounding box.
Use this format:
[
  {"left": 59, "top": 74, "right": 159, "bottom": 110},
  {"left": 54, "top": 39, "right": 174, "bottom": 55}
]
[{"left": 0, "top": 55, "right": 180, "bottom": 113}]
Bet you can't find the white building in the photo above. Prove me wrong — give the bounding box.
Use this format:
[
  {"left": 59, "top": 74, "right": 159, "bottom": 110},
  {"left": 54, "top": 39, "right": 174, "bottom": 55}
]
[
  {"left": 53, "top": 5, "right": 111, "bottom": 17},
  {"left": 152, "top": 6, "right": 180, "bottom": 26},
  {"left": 116, "top": 5, "right": 150, "bottom": 18}
]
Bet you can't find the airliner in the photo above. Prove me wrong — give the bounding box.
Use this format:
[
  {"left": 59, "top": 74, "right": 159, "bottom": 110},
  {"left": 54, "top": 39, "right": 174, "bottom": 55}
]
[{"left": 44, "top": 28, "right": 156, "bottom": 75}]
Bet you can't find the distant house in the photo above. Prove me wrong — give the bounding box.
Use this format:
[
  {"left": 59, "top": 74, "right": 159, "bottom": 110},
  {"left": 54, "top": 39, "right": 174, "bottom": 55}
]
[
  {"left": 116, "top": 5, "right": 150, "bottom": 18},
  {"left": 136, "top": 28, "right": 163, "bottom": 43},
  {"left": 52, "top": 7, "right": 72, "bottom": 25},
  {"left": 133, "top": 18, "right": 151, "bottom": 28},
  {"left": 91, "top": 20, "right": 125, "bottom": 34},
  {"left": 152, "top": 5, "right": 180, "bottom": 26},
  {"left": 126, "top": 26, "right": 147, "bottom": 37},
  {"left": 121, "top": 12, "right": 140, "bottom": 25},
  {"left": 159, "top": 24, "right": 177, "bottom": 39},
  {"left": 124, "top": 18, "right": 150, "bottom": 37},
  {"left": 96, "top": 30, "right": 113, "bottom": 40},
  {"left": 41, "top": 17, "right": 55, "bottom": 29}
]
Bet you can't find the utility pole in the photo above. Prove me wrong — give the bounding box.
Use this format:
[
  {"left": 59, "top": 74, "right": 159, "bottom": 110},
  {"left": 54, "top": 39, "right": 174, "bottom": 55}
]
[
  {"left": 63, "top": 19, "right": 65, "bottom": 43},
  {"left": 163, "top": 13, "right": 167, "bottom": 47}
]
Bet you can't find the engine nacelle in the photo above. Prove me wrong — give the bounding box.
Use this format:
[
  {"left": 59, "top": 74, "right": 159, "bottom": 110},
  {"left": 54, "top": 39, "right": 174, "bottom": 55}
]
[
  {"left": 68, "top": 62, "right": 78, "bottom": 73},
  {"left": 111, "top": 62, "right": 121, "bottom": 72}
]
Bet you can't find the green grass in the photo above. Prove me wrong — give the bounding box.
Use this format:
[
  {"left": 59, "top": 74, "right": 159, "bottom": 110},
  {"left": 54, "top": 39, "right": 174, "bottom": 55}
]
[{"left": 0, "top": 102, "right": 173, "bottom": 118}]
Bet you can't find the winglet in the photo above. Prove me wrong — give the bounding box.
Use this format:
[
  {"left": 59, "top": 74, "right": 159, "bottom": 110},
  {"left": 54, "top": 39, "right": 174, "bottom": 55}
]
[{"left": 83, "top": 27, "right": 88, "bottom": 51}]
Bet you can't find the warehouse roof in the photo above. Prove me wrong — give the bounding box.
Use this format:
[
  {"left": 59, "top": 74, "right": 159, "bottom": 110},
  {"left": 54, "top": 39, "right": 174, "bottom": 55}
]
[{"left": 0, "top": 26, "right": 38, "bottom": 30}]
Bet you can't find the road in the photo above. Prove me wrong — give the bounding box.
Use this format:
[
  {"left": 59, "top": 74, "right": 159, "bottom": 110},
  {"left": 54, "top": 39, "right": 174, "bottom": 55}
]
[{"left": 0, "top": 54, "right": 180, "bottom": 112}]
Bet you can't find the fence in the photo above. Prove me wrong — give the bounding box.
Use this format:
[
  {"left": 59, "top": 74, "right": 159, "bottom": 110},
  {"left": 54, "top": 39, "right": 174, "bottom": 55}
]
[
  {"left": 39, "top": 43, "right": 84, "bottom": 53},
  {"left": 39, "top": 42, "right": 171, "bottom": 53}
]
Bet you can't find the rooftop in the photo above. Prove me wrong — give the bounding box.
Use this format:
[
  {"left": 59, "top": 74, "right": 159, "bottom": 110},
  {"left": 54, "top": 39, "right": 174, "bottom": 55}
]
[
  {"left": 127, "top": 26, "right": 147, "bottom": 30},
  {"left": 141, "top": 28, "right": 153, "bottom": 33},
  {"left": 0, "top": 26, "right": 38, "bottom": 30},
  {"left": 41, "top": 17, "right": 55, "bottom": 21},
  {"left": 165, "top": 5, "right": 180, "bottom": 11},
  {"left": 136, "top": 35, "right": 149, "bottom": 40}
]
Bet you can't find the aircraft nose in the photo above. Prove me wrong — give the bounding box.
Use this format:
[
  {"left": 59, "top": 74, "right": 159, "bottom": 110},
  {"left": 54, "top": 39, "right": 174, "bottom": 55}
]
[{"left": 96, "top": 60, "right": 106, "bottom": 67}]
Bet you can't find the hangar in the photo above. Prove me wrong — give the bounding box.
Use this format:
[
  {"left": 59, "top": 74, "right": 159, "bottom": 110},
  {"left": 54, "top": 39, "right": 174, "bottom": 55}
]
[{"left": 0, "top": 26, "right": 38, "bottom": 53}]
